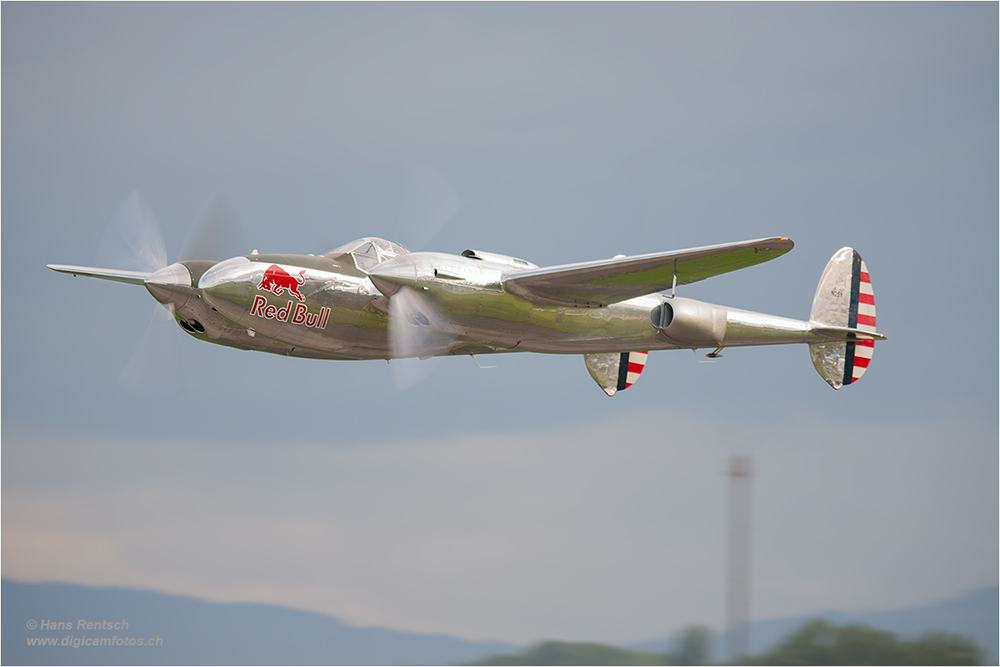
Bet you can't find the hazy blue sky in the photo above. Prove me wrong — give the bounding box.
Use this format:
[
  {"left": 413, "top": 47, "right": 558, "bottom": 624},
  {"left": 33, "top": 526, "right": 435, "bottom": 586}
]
[{"left": 3, "top": 2, "right": 997, "bottom": 647}]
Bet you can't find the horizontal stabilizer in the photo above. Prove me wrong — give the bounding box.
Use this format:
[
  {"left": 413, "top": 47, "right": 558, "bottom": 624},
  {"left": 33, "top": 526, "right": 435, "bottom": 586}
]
[
  {"left": 504, "top": 237, "right": 794, "bottom": 307},
  {"left": 810, "top": 326, "right": 887, "bottom": 341},
  {"left": 47, "top": 264, "right": 150, "bottom": 285}
]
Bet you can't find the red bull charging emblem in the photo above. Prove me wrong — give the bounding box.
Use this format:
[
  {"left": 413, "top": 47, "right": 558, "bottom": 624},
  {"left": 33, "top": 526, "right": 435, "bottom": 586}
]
[
  {"left": 257, "top": 265, "right": 307, "bottom": 301},
  {"left": 251, "top": 265, "right": 330, "bottom": 329}
]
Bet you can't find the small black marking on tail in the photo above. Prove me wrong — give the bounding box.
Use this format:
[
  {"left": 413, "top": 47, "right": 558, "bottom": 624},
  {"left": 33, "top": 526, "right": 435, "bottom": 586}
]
[
  {"left": 842, "top": 251, "right": 862, "bottom": 386},
  {"left": 847, "top": 250, "right": 862, "bottom": 329},
  {"left": 843, "top": 341, "right": 857, "bottom": 386},
  {"left": 616, "top": 352, "right": 629, "bottom": 391}
]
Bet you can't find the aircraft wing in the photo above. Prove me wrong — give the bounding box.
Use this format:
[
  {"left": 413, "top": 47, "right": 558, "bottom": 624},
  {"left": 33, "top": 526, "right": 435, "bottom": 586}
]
[
  {"left": 502, "top": 237, "right": 793, "bottom": 307},
  {"left": 47, "top": 264, "right": 151, "bottom": 285}
]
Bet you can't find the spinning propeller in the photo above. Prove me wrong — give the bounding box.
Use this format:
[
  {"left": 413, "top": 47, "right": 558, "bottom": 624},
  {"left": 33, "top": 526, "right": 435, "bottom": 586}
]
[
  {"left": 96, "top": 191, "right": 246, "bottom": 394},
  {"left": 383, "top": 163, "right": 464, "bottom": 390}
]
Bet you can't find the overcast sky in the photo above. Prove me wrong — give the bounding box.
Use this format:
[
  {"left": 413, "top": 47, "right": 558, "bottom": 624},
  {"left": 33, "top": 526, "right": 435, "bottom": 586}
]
[{"left": 3, "top": 2, "right": 997, "bottom": 648}]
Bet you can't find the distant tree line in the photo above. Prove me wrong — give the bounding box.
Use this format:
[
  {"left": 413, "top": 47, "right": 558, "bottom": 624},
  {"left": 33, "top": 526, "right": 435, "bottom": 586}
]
[
  {"left": 461, "top": 620, "right": 984, "bottom": 666},
  {"left": 748, "top": 620, "right": 983, "bottom": 666}
]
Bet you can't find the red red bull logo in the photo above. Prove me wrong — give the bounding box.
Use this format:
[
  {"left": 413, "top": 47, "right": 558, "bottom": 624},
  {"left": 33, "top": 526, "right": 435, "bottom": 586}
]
[
  {"left": 252, "top": 265, "right": 329, "bottom": 329},
  {"left": 250, "top": 295, "right": 330, "bottom": 329},
  {"left": 257, "top": 265, "right": 306, "bottom": 301}
]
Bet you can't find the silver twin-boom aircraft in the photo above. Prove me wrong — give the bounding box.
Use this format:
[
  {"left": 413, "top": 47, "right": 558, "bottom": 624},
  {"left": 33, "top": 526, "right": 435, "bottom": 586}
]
[{"left": 50, "top": 235, "right": 885, "bottom": 395}]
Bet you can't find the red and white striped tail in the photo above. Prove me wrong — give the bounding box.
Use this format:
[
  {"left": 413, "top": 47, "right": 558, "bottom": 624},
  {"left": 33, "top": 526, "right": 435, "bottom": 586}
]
[
  {"left": 849, "top": 258, "right": 876, "bottom": 384},
  {"left": 619, "top": 350, "right": 648, "bottom": 390},
  {"left": 583, "top": 350, "right": 649, "bottom": 396},
  {"left": 809, "top": 248, "right": 881, "bottom": 389}
]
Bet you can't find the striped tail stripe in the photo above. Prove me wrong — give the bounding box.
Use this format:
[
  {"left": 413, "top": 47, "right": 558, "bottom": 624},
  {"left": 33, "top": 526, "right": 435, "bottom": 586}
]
[
  {"left": 617, "top": 351, "right": 649, "bottom": 391},
  {"left": 844, "top": 255, "right": 876, "bottom": 386}
]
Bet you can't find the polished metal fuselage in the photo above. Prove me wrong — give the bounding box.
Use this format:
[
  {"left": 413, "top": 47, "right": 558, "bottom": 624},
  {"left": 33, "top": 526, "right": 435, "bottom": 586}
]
[{"left": 142, "top": 238, "right": 827, "bottom": 361}]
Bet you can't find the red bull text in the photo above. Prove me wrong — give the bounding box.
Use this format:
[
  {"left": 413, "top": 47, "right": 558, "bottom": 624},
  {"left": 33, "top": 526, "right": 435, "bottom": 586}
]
[{"left": 250, "top": 295, "right": 330, "bottom": 329}]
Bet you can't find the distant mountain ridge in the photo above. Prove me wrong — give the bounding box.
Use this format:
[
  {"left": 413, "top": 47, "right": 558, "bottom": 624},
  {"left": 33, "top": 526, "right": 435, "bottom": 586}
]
[
  {"left": 4, "top": 578, "right": 996, "bottom": 665},
  {"left": 2, "top": 579, "right": 519, "bottom": 666},
  {"left": 631, "top": 585, "right": 998, "bottom": 664}
]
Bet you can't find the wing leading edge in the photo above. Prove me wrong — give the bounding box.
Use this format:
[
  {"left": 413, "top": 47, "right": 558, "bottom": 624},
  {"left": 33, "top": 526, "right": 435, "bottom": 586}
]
[
  {"left": 47, "top": 264, "right": 151, "bottom": 285},
  {"left": 502, "top": 237, "right": 794, "bottom": 307}
]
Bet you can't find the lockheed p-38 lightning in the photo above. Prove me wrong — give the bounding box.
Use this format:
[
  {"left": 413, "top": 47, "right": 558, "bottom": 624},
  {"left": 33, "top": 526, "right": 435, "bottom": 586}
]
[{"left": 49, "top": 234, "right": 884, "bottom": 396}]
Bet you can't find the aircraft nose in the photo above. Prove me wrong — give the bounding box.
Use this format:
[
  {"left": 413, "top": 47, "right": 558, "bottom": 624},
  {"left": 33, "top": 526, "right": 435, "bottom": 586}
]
[
  {"left": 368, "top": 257, "right": 417, "bottom": 297},
  {"left": 197, "top": 256, "right": 250, "bottom": 292},
  {"left": 144, "top": 263, "right": 192, "bottom": 304},
  {"left": 197, "top": 256, "right": 256, "bottom": 316}
]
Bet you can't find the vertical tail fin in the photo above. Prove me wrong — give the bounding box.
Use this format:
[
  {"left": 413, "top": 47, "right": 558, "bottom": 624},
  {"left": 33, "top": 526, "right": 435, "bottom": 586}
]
[
  {"left": 809, "top": 248, "right": 879, "bottom": 389},
  {"left": 584, "top": 350, "right": 649, "bottom": 396}
]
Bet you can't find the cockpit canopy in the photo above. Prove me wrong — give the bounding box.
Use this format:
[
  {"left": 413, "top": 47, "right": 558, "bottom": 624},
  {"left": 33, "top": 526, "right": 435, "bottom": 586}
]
[{"left": 325, "top": 237, "right": 410, "bottom": 272}]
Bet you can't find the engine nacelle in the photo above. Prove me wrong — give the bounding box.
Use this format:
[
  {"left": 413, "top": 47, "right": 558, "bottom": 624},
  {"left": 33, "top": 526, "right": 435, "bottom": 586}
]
[
  {"left": 461, "top": 249, "right": 538, "bottom": 270},
  {"left": 650, "top": 296, "right": 727, "bottom": 345}
]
